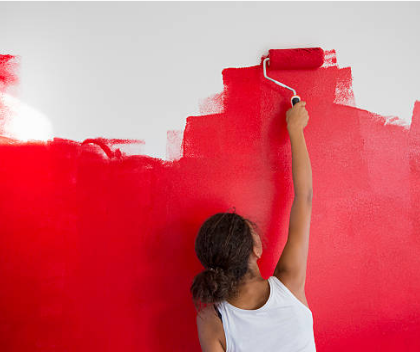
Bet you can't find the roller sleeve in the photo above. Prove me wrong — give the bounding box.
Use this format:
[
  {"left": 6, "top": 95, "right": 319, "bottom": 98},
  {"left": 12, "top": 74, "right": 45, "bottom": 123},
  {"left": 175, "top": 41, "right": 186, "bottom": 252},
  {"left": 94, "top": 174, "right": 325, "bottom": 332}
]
[{"left": 268, "top": 48, "right": 324, "bottom": 70}]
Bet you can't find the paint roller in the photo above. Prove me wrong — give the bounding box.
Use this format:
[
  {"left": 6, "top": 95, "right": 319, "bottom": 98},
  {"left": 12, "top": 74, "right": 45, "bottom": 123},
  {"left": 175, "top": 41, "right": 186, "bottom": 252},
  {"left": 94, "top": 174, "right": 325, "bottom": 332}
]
[{"left": 262, "top": 47, "right": 324, "bottom": 106}]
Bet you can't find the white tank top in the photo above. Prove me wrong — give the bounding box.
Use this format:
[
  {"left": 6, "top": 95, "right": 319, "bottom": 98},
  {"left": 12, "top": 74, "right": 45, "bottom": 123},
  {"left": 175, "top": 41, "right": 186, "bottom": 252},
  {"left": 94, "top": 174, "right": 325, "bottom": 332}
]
[{"left": 215, "top": 276, "right": 316, "bottom": 352}]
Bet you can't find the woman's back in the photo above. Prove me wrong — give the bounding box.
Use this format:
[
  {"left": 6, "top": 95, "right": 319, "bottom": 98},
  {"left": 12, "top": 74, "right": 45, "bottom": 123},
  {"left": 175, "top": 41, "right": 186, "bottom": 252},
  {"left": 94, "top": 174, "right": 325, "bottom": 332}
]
[{"left": 215, "top": 276, "right": 316, "bottom": 352}]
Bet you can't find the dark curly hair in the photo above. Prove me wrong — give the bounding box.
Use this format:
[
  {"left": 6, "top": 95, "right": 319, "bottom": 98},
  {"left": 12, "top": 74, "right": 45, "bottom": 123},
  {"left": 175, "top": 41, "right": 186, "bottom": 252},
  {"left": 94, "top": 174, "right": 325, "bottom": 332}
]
[{"left": 190, "top": 209, "right": 267, "bottom": 312}]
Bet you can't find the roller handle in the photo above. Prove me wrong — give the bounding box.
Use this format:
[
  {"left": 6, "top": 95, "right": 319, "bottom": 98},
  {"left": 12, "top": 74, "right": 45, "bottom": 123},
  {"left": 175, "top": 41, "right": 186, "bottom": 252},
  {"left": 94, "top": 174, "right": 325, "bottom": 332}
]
[{"left": 291, "top": 95, "right": 301, "bottom": 106}]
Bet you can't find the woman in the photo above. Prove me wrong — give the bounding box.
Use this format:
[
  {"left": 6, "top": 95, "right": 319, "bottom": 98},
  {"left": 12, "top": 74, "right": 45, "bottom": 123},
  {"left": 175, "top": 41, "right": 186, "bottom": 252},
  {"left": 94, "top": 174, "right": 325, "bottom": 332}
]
[{"left": 190, "top": 101, "right": 315, "bottom": 351}]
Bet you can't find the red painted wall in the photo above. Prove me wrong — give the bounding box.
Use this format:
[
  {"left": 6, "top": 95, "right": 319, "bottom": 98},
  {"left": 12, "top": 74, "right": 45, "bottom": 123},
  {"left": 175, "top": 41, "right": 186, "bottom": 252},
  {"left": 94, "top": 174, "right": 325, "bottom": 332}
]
[{"left": 0, "top": 51, "right": 419, "bottom": 351}]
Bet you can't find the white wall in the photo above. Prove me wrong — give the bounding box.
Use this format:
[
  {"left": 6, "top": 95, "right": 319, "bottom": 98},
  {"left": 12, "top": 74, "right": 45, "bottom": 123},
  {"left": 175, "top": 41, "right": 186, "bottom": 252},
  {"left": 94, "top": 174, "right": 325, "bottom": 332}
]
[{"left": 1, "top": 1, "right": 419, "bottom": 159}]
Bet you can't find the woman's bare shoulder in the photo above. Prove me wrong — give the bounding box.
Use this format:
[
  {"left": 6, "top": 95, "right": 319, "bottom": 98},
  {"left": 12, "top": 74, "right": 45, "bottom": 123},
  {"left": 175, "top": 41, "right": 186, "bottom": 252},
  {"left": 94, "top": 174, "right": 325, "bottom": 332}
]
[{"left": 196, "top": 305, "right": 226, "bottom": 351}]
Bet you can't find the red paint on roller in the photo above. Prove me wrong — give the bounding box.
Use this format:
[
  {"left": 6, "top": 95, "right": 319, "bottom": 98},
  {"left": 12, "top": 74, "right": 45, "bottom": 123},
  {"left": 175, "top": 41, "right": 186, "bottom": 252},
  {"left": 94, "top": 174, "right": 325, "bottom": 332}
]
[
  {"left": 266, "top": 47, "right": 325, "bottom": 69},
  {"left": 0, "top": 49, "right": 420, "bottom": 351}
]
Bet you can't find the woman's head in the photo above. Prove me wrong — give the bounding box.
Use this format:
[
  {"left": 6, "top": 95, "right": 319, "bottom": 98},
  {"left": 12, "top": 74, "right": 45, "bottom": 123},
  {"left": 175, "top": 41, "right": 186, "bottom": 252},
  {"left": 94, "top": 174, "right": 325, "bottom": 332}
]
[{"left": 190, "top": 210, "right": 266, "bottom": 312}]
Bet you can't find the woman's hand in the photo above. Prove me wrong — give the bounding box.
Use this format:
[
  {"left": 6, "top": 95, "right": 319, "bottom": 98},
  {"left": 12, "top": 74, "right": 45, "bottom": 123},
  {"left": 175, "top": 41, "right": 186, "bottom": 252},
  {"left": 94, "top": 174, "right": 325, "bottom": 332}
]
[{"left": 286, "top": 101, "right": 309, "bottom": 134}]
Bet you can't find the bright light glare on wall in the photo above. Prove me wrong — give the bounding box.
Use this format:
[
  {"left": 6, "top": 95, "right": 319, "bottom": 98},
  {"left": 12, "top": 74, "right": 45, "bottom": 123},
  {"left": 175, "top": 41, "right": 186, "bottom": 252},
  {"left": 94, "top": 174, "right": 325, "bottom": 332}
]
[{"left": 1, "top": 93, "right": 53, "bottom": 142}]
